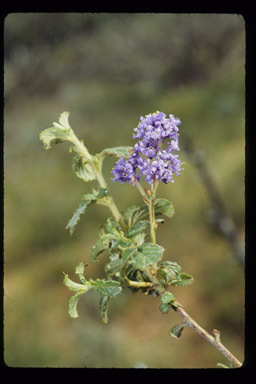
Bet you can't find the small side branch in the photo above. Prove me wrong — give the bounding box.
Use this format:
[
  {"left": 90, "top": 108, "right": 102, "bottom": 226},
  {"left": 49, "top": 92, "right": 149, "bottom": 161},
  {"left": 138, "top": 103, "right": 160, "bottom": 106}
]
[{"left": 173, "top": 303, "right": 242, "bottom": 368}]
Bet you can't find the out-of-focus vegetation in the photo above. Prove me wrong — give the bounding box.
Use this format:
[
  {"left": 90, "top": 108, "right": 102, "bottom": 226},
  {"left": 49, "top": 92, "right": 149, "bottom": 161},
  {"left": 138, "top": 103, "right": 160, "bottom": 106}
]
[{"left": 4, "top": 13, "right": 245, "bottom": 368}]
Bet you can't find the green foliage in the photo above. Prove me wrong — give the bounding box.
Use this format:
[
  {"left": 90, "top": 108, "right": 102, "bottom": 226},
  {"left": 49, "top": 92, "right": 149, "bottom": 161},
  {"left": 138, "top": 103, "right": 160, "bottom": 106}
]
[
  {"left": 160, "top": 292, "right": 177, "bottom": 314},
  {"left": 66, "top": 188, "right": 109, "bottom": 235},
  {"left": 99, "top": 146, "right": 133, "bottom": 160},
  {"left": 72, "top": 154, "right": 96, "bottom": 182},
  {"left": 41, "top": 112, "right": 194, "bottom": 324},
  {"left": 63, "top": 262, "right": 122, "bottom": 321},
  {"left": 170, "top": 324, "right": 185, "bottom": 339}
]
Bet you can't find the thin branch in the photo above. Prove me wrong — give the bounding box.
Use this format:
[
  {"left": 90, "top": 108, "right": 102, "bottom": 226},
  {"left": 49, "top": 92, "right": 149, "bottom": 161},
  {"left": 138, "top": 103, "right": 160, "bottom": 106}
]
[
  {"left": 182, "top": 133, "right": 244, "bottom": 267},
  {"left": 173, "top": 303, "right": 243, "bottom": 368}
]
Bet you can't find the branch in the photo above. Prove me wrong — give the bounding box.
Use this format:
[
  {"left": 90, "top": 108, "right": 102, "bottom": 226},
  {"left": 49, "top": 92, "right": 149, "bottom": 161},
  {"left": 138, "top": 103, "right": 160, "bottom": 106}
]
[
  {"left": 182, "top": 134, "right": 244, "bottom": 267},
  {"left": 173, "top": 303, "right": 242, "bottom": 368}
]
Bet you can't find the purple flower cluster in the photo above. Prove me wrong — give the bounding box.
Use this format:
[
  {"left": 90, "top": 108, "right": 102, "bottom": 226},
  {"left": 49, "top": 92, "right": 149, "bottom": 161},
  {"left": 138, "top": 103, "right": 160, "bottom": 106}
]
[{"left": 112, "top": 112, "right": 183, "bottom": 185}]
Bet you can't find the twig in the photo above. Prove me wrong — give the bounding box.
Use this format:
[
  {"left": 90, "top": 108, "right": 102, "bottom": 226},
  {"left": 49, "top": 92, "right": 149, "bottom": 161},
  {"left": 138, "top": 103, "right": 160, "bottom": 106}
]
[{"left": 173, "top": 303, "right": 243, "bottom": 368}]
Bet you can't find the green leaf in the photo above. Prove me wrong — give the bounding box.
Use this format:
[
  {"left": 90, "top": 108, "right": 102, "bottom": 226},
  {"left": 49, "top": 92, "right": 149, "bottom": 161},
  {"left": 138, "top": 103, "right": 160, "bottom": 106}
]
[
  {"left": 68, "top": 291, "right": 86, "bottom": 319},
  {"left": 171, "top": 273, "right": 194, "bottom": 286},
  {"left": 160, "top": 302, "right": 171, "bottom": 314},
  {"left": 100, "top": 146, "right": 133, "bottom": 159},
  {"left": 90, "top": 279, "right": 122, "bottom": 297},
  {"left": 154, "top": 198, "right": 175, "bottom": 218},
  {"left": 72, "top": 154, "right": 96, "bottom": 182},
  {"left": 40, "top": 126, "right": 71, "bottom": 150},
  {"left": 161, "top": 292, "right": 175, "bottom": 305},
  {"left": 75, "top": 262, "right": 87, "bottom": 284},
  {"left": 123, "top": 206, "right": 141, "bottom": 228},
  {"left": 123, "top": 199, "right": 174, "bottom": 229},
  {"left": 160, "top": 292, "right": 177, "bottom": 313},
  {"left": 120, "top": 248, "right": 136, "bottom": 275},
  {"left": 216, "top": 363, "right": 229, "bottom": 369},
  {"left": 105, "top": 258, "right": 122, "bottom": 276},
  {"left": 131, "top": 243, "right": 164, "bottom": 271},
  {"left": 40, "top": 111, "right": 73, "bottom": 149},
  {"left": 95, "top": 188, "right": 109, "bottom": 199},
  {"left": 100, "top": 296, "right": 110, "bottom": 324},
  {"left": 66, "top": 194, "right": 96, "bottom": 235},
  {"left": 127, "top": 220, "right": 149, "bottom": 239},
  {"left": 63, "top": 272, "right": 92, "bottom": 318},
  {"left": 90, "top": 239, "right": 108, "bottom": 263},
  {"left": 158, "top": 261, "right": 181, "bottom": 285},
  {"left": 170, "top": 324, "right": 185, "bottom": 339},
  {"left": 63, "top": 274, "right": 91, "bottom": 293},
  {"left": 58, "top": 111, "right": 71, "bottom": 130}
]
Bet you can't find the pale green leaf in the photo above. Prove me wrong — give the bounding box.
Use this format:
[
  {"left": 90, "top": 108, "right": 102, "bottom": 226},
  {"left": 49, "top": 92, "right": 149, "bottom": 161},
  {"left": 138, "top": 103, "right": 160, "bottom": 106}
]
[
  {"left": 68, "top": 291, "right": 86, "bottom": 318},
  {"left": 40, "top": 111, "right": 73, "bottom": 149},
  {"left": 75, "top": 262, "right": 87, "bottom": 284},
  {"left": 154, "top": 198, "right": 175, "bottom": 218},
  {"left": 100, "top": 146, "right": 133, "bottom": 159},
  {"left": 72, "top": 154, "right": 96, "bottom": 182},
  {"left": 40, "top": 126, "right": 71, "bottom": 150},
  {"left": 58, "top": 111, "right": 71, "bottom": 130},
  {"left": 63, "top": 274, "right": 91, "bottom": 293}
]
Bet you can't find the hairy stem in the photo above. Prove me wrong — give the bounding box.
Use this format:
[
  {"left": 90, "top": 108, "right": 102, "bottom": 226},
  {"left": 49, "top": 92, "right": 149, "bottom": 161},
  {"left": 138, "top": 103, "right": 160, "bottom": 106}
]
[
  {"left": 71, "top": 135, "right": 126, "bottom": 232},
  {"left": 173, "top": 303, "right": 242, "bottom": 368},
  {"left": 149, "top": 180, "right": 158, "bottom": 244},
  {"left": 95, "top": 170, "right": 127, "bottom": 232}
]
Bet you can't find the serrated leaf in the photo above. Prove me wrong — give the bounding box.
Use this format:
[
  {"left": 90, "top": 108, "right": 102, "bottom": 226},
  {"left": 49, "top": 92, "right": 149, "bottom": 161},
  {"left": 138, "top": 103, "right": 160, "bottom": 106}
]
[
  {"left": 100, "top": 296, "right": 110, "bottom": 324},
  {"left": 66, "top": 195, "right": 95, "bottom": 235},
  {"left": 170, "top": 324, "right": 185, "bottom": 339},
  {"left": 127, "top": 220, "right": 149, "bottom": 238},
  {"left": 40, "top": 112, "right": 73, "bottom": 150},
  {"left": 90, "top": 239, "right": 108, "bottom": 263},
  {"left": 131, "top": 243, "right": 164, "bottom": 271},
  {"left": 154, "top": 198, "right": 175, "bottom": 218},
  {"left": 72, "top": 154, "right": 96, "bottom": 182},
  {"left": 90, "top": 279, "right": 122, "bottom": 297},
  {"left": 100, "top": 146, "right": 133, "bottom": 159},
  {"left": 40, "top": 126, "right": 71, "bottom": 150}
]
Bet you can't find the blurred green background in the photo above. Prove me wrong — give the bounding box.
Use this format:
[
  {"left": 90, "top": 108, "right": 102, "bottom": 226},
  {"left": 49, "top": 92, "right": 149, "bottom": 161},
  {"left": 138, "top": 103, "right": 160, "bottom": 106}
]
[{"left": 4, "top": 13, "right": 245, "bottom": 368}]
